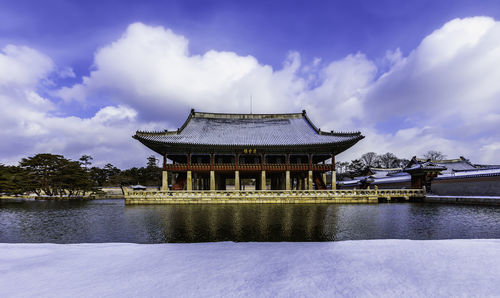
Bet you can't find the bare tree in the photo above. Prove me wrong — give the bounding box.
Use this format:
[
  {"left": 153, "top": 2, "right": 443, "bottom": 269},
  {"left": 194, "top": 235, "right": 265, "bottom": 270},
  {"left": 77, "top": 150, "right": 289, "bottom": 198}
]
[
  {"left": 396, "top": 158, "right": 410, "bottom": 168},
  {"left": 360, "top": 152, "right": 378, "bottom": 167},
  {"left": 423, "top": 150, "right": 446, "bottom": 161},
  {"left": 378, "top": 152, "right": 399, "bottom": 168},
  {"left": 335, "top": 161, "right": 350, "bottom": 174}
]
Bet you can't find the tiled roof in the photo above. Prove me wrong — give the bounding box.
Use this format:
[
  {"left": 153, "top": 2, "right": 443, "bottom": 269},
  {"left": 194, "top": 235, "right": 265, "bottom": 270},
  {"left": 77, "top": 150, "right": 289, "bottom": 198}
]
[
  {"left": 415, "top": 157, "right": 475, "bottom": 174},
  {"left": 134, "top": 110, "right": 364, "bottom": 148},
  {"left": 370, "top": 167, "right": 404, "bottom": 178}
]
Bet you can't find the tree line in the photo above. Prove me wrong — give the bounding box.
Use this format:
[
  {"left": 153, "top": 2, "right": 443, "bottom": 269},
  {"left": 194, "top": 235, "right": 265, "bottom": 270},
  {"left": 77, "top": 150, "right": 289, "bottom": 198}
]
[
  {"left": 335, "top": 150, "right": 446, "bottom": 180},
  {"left": 1, "top": 150, "right": 447, "bottom": 195},
  {"left": 0, "top": 153, "right": 162, "bottom": 196}
]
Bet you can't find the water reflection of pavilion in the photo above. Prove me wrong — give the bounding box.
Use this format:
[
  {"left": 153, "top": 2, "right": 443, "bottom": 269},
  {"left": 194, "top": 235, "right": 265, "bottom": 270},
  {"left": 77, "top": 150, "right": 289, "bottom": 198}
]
[{"left": 139, "top": 204, "right": 342, "bottom": 242}]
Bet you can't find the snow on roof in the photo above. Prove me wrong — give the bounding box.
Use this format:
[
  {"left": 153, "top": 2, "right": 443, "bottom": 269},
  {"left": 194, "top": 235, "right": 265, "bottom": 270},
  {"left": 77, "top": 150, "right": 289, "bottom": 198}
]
[
  {"left": 436, "top": 167, "right": 500, "bottom": 180},
  {"left": 134, "top": 110, "right": 364, "bottom": 147},
  {"left": 416, "top": 157, "right": 475, "bottom": 174}
]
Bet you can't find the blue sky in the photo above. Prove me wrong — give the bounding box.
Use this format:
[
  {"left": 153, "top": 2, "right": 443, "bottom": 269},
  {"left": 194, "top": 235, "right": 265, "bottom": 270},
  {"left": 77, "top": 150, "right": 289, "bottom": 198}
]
[{"left": 2, "top": 0, "right": 500, "bottom": 167}]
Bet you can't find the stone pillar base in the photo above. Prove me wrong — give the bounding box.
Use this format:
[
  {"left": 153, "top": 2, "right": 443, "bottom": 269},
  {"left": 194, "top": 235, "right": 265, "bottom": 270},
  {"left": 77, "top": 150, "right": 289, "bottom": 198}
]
[
  {"left": 161, "top": 171, "right": 169, "bottom": 191},
  {"left": 261, "top": 170, "right": 266, "bottom": 190},
  {"left": 235, "top": 171, "right": 240, "bottom": 191},
  {"left": 331, "top": 171, "right": 337, "bottom": 190},
  {"left": 210, "top": 170, "right": 215, "bottom": 191},
  {"left": 285, "top": 170, "right": 290, "bottom": 190},
  {"left": 187, "top": 171, "right": 192, "bottom": 191},
  {"left": 308, "top": 170, "right": 313, "bottom": 190}
]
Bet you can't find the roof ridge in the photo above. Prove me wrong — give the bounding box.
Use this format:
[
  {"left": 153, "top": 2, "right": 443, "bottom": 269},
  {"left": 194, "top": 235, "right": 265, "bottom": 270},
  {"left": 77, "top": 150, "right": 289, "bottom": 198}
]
[
  {"left": 193, "top": 110, "right": 304, "bottom": 119},
  {"left": 370, "top": 167, "right": 403, "bottom": 171},
  {"left": 416, "top": 157, "right": 465, "bottom": 163}
]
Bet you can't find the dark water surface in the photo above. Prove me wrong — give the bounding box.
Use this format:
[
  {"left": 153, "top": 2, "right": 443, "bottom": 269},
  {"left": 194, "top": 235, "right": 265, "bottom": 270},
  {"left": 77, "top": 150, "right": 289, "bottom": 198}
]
[{"left": 1, "top": 199, "right": 499, "bottom": 243}]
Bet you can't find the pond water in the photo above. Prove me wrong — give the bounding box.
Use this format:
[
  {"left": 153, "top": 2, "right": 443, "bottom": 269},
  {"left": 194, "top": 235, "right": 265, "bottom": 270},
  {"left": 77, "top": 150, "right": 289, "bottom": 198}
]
[{"left": 1, "top": 199, "right": 499, "bottom": 243}]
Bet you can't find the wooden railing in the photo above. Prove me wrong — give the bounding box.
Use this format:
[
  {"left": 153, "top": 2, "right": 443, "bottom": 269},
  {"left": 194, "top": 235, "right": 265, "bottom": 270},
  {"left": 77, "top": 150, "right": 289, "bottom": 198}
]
[{"left": 163, "top": 163, "right": 334, "bottom": 172}]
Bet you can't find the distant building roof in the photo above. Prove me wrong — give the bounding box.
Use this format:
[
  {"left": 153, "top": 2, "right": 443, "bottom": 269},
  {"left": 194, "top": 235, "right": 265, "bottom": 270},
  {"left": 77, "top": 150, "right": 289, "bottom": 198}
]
[
  {"left": 134, "top": 110, "right": 364, "bottom": 154},
  {"left": 370, "top": 167, "right": 404, "bottom": 178},
  {"left": 405, "top": 157, "right": 447, "bottom": 173},
  {"left": 131, "top": 185, "right": 147, "bottom": 190},
  {"left": 415, "top": 156, "right": 475, "bottom": 174},
  {"left": 340, "top": 156, "right": 500, "bottom": 186}
]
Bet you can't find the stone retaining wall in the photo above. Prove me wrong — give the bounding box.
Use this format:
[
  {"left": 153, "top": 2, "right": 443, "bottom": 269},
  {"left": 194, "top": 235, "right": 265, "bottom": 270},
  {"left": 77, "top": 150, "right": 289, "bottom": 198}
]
[{"left": 124, "top": 189, "right": 424, "bottom": 204}]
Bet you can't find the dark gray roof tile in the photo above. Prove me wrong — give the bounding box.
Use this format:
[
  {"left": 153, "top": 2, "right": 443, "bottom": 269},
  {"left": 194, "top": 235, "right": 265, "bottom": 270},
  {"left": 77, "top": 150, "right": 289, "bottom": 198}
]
[{"left": 134, "top": 110, "right": 364, "bottom": 147}]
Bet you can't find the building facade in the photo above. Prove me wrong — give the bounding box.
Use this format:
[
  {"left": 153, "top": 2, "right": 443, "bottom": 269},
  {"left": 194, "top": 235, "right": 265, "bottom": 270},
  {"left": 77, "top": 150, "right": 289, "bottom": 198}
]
[
  {"left": 339, "top": 156, "right": 500, "bottom": 196},
  {"left": 133, "top": 110, "right": 364, "bottom": 191}
]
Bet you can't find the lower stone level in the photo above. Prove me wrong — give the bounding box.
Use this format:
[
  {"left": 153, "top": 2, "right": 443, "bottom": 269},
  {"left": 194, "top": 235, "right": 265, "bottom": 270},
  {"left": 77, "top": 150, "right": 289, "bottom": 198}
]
[{"left": 124, "top": 188, "right": 425, "bottom": 204}]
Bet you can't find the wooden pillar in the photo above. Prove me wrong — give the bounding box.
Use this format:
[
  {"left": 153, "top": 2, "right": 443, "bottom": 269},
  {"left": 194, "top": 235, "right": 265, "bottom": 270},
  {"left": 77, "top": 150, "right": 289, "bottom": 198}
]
[
  {"left": 261, "top": 170, "right": 266, "bottom": 190},
  {"left": 186, "top": 170, "right": 192, "bottom": 191},
  {"left": 235, "top": 170, "right": 240, "bottom": 191},
  {"left": 161, "top": 171, "right": 169, "bottom": 191},
  {"left": 308, "top": 170, "right": 313, "bottom": 190},
  {"left": 285, "top": 170, "right": 290, "bottom": 190},
  {"left": 210, "top": 170, "right": 215, "bottom": 190}
]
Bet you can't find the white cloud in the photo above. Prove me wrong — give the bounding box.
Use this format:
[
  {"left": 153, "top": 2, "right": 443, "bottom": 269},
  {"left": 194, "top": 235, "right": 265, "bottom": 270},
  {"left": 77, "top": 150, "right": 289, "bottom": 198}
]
[
  {"left": 57, "top": 23, "right": 307, "bottom": 121},
  {"left": 0, "top": 44, "right": 153, "bottom": 168},
  {"left": 0, "top": 45, "right": 53, "bottom": 88},
  {"left": 355, "top": 16, "right": 500, "bottom": 163},
  {"left": 58, "top": 66, "right": 76, "bottom": 79}
]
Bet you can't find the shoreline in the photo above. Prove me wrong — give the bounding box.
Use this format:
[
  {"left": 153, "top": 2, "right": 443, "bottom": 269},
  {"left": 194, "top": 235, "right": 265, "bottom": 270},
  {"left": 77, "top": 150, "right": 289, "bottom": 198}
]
[{"left": 3, "top": 194, "right": 500, "bottom": 205}]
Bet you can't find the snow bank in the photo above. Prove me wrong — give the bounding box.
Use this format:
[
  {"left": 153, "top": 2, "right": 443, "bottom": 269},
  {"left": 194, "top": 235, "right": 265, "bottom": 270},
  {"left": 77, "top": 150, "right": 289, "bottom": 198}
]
[{"left": 1, "top": 240, "right": 499, "bottom": 297}]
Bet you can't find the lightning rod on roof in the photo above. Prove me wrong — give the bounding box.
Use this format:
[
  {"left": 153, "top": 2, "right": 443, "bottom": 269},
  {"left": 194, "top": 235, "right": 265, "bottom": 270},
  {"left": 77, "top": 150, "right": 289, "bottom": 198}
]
[{"left": 250, "top": 94, "right": 253, "bottom": 114}]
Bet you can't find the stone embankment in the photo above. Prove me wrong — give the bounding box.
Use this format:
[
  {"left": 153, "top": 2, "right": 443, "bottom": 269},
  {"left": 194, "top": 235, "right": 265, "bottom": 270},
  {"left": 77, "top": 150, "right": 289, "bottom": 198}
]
[
  {"left": 124, "top": 189, "right": 425, "bottom": 204},
  {"left": 424, "top": 195, "right": 500, "bottom": 205}
]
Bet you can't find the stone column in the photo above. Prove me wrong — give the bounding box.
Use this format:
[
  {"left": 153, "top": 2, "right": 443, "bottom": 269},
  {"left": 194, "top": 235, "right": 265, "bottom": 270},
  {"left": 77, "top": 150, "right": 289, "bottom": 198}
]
[
  {"left": 331, "top": 171, "right": 336, "bottom": 190},
  {"left": 285, "top": 170, "right": 291, "bottom": 190},
  {"left": 261, "top": 171, "right": 266, "bottom": 190},
  {"left": 210, "top": 170, "right": 215, "bottom": 190},
  {"left": 186, "top": 171, "right": 192, "bottom": 191},
  {"left": 308, "top": 170, "right": 313, "bottom": 190},
  {"left": 235, "top": 171, "right": 240, "bottom": 191},
  {"left": 161, "top": 171, "right": 169, "bottom": 191},
  {"left": 322, "top": 173, "right": 327, "bottom": 185}
]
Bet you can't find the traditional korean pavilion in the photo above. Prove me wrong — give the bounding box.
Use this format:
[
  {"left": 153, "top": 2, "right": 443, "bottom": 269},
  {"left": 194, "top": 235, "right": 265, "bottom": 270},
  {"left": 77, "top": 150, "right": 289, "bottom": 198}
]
[{"left": 133, "top": 109, "right": 364, "bottom": 191}]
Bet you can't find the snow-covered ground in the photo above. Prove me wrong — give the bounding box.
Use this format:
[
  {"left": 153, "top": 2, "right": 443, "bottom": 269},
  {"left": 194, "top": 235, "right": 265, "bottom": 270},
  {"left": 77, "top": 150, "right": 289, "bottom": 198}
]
[{"left": 1, "top": 240, "right": 499, "bottom": 297}]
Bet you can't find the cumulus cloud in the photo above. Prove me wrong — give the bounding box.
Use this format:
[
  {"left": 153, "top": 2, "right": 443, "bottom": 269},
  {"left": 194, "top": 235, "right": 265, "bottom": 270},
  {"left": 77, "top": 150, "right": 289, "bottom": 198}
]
[
  {"left": 0, "top": 45, "right": 153, "bottom": 167},
  {"left": 361, "top": 16, "right": 500, "bottom": 163},
  {"left": 57, "top": 23, "right": 307, "bottom": 123},
  {"left": 3, "top": 17, "right": 500, "bottom": 167}
]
